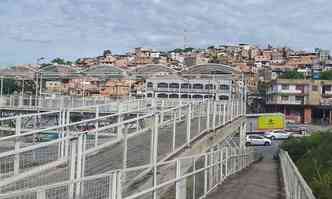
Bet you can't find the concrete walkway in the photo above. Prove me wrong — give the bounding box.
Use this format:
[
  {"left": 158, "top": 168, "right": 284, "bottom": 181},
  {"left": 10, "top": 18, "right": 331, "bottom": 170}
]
[{"left": 207, "top": 151, "right": 283, "bottom": 199}]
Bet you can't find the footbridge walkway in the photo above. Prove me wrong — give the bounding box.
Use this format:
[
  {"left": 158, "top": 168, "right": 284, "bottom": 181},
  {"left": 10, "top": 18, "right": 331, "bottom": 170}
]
[{"left": 0, "top": 97, "right": 316, "bottom": 199}]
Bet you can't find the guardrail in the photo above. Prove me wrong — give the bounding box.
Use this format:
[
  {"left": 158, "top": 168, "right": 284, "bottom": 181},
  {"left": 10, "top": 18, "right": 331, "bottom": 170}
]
[
  {"left": 0, "top": 98, "right": 245, "bottom": 197},
  {"left": 0, "top": 95, "right": 127, "bottom": 110},
  {"left": 0, "top": 143, "right": 257, "bottom": 199},
  {"left": 279, "top": 150, "right": 316, "bottom": 199}
]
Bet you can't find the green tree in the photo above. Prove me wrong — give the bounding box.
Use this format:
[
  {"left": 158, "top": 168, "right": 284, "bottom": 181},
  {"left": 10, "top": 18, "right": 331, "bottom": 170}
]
[
  {"left": 183, "top": 47, "right": 194, "bottom": 52},
  {"left": 280, "top": 71, "right": 304, "bottom": 79},
  {"left": 51, "top": 58, "right": 72, "bottom": 65},
  {"left": 320, "top": 70, "right": 332, "bottom": 80},
  {"left": 0, "top": 79, "right": 17, "bottom": 95}
]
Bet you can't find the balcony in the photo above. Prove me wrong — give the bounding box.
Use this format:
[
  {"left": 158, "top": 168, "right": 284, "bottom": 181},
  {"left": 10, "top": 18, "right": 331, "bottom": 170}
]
[{"left": 321, "top": 98, "right": 332, "bottom": 106}]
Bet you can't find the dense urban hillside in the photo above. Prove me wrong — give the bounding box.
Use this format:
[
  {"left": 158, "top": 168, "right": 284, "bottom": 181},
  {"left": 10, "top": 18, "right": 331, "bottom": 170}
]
[{"left": 281, "top": 133, "right": 332, "bottom": 199}]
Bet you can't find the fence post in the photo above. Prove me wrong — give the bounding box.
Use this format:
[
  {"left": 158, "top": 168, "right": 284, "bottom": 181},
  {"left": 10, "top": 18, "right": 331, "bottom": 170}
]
[
  {"left": 223, "top": 103, "right": 226, "bottom": 125},
  {"left": 122, "top": 127, "right": 128, "bottom": 182},
  {"left": 69, "top": 139, "right": 77, "bottom": 199},
  {"left": 95, "top": 106, "right": 100, "bottom": 147},
  {"left": 225, "top": 147, "right": 228, "bottom": 177},
  {"left": 206, "top": 101, "right": 210, "bottom": 130},
  {"left": 152, "top": 114, "right": 159, "bottom": 199},
  {"left": 14, "top": 115, "right": 22, "bottom": 175},
  {"left": 198, "top": 103, "right": 201, "bottom": 134},
  {"left": 212, "top": 102, "right": 216, "bottom": 131},
  {"left": 219, "top": 148, "right": 224, "bottom": 184},
  {"left": 161, "top": 100, "right": 165, "bottom": 123},
  {"left": 186, "top": 104, "right": 192, "bottom": 147},
  {"left": 36, "top": 190, "right": 46, "bottom": 199},
  {"left": 230, "top": 98, "right": 234, "bottom": 121},
  {"left": 117, "top": 171, "right": 122, "bottom": 199},
  {"left": 172, "top": 111, "right": 176, "bottom": 152},
  {"left": 203, "top": 153, "right": 208, "bottom": 197}
]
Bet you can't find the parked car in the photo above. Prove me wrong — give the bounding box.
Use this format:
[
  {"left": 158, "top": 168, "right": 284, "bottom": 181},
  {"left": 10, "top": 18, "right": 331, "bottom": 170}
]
[
  {"left": 246, "top": 135, "right": 272, "bottom": 146},
  {"left": 264, "top": 130, "right": 290, "bottom": 140}
]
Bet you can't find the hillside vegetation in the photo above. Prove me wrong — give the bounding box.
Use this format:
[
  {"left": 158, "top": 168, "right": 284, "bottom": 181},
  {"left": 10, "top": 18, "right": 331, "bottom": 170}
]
[{"left": 281, "top": 133, "right": 332, "bottom": 199}]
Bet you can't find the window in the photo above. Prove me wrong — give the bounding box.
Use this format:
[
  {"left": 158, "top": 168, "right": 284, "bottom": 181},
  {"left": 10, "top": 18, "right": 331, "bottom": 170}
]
[
  {"left": 192, "top": 95, "right": 203, "bottom": 99},
  {"left": 295, "top": 85, "right": 303, "bottom": 90},
  {"left": 219, "top": 95, "right": 229, "bottom": 100},
  {"left": 147, "top": 93, "right": 153, "bottom": 97},
  {"left": 193, "top": 84, "right": 203, "bottom": 89},
  {"left": 157, "top": 93, "right": 168, "bottom": 98},
  {"left": 296, "top": 96, "right": 304, "bottom": 101},
  {"left": 147, "top": 82, "right": 153, "bottom": 88},
  {"left": 220, "top": 85, "right": 230, "bottom": 90},
  {"left": 250, "top": 135, "right": 262, "bottom": 139},
  {"left": 181, "top": 83, "right": 191, "bottom": 89},
  {"left": 169, "top": 94, "right": 179, "bottom": 98},
  {"left": 157, "top": 83, "right": 168, "bottom": 88},
  {"left": 205, "top": 84, "right": 215, "bottom": 90},
  {"left": 281, "top": 84, "right": 289, "bottom": 90},
  {"left": 312, "top": 85, "right": 318, "bottom": 91},
  {"left": 281, "top": 96, "right": 289, "bottom": 101},
  {"left": 169, "top": 83, "right": 179, "bottom": 89},
  {"left": 181, "top": 94, "right": 190, "bottom": 98}
]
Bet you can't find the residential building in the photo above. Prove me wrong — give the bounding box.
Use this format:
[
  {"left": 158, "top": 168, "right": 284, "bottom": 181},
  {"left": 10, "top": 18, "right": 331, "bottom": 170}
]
[
  {"left": 183, "top": 54, "right": 209, "bottom": 66},
  {"left": 134, "top": 47, "right": 153, "bottom": 65},
  {"left": 266, "top": 79, "right": 332, "bottom": 124}
]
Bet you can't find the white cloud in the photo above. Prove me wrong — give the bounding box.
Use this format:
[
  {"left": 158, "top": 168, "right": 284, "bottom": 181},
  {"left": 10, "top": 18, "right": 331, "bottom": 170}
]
[{"left": 0, "top": 0, "right": 332, "bottom": 65}]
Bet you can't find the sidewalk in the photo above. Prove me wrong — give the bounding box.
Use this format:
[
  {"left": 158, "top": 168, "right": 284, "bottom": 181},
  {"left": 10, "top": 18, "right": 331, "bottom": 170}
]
[{"left": 207, "top": 156, "right": 282, "bottom": 199}]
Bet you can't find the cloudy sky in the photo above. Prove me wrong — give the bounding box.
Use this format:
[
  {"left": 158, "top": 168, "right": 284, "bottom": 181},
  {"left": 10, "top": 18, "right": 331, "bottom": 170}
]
[{"left": 1, "top": 0, "right": 332, "bottom": 65}]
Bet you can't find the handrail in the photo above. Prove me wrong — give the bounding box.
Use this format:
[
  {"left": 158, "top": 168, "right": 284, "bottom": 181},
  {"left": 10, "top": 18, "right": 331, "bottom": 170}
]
[{"left": 279, "top": 150, "right": 316, "bottom": 199}]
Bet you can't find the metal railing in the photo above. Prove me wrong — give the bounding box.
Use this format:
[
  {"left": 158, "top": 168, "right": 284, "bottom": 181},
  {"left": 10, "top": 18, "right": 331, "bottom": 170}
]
[
  {"left": 0, "top": 98, "right": 246, "bottom": 198},
  {"left": 279, "top": 150, "right": 316, "bottom": 199},
  {"left": 0, "top": 142, "right": 256, "bottom": 199},
  {"left": 0, "top": 95, "right": 127, "bottom": 110}
]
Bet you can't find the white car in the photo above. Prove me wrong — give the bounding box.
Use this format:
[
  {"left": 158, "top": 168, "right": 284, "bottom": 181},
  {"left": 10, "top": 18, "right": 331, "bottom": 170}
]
[
  {"left": 246, "top": 135, "right": 272, "bottom": 146},
  {"left": 264, "top": 130, "right": 290, "bottom": 140}
]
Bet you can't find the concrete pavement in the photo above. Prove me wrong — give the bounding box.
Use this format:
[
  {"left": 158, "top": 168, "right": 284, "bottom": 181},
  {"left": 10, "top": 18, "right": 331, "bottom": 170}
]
[{"left": 207, "top": 142, "right": 283, "bottom": 199}]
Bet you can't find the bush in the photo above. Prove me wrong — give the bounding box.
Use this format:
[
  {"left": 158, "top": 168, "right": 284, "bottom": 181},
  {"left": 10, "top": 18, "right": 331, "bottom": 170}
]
[{"left": 281, "top": 132, "right": 332, "bottom": 198}]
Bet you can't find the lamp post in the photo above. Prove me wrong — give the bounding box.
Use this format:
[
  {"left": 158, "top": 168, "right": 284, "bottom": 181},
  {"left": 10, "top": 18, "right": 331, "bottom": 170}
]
[{"left": 0, "top": 76, "right": 3, "bottom": 97}]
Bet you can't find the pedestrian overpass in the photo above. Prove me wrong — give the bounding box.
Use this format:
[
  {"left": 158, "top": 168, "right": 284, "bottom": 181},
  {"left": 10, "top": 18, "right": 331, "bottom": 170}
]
[{"left": 0, "top": 97, "right": 316, "bottom": 199}]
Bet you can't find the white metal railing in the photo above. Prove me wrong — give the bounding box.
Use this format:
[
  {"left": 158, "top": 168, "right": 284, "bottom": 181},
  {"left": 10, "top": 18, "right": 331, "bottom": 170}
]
[
  {"left": 280, "top": 150, "right": 316, "bottom": 199},
  {"left": 0, "top": 98, "right": 246, "bottom": 197},
  {"left": 0, "top": 143, "right": 256, "bottom": 199},
  {"left": 0, "top": 95, "right": 127, "bottom": 110}
]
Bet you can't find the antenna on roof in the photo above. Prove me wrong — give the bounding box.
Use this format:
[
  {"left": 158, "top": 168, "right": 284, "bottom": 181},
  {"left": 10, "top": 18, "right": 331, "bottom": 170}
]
[{"left": 184, "top": 28, "right": 188, "bottom": 49}]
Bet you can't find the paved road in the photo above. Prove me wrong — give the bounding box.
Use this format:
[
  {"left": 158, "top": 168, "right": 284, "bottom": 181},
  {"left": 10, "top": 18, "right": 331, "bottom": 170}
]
[{"left": 207, "top": 141, "right": 283, "bottom": 199}]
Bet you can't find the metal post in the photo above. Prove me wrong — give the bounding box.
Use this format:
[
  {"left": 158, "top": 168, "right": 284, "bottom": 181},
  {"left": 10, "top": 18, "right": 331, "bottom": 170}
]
[
  {"left": 223, "top": 104, "right": 226, "bottom": 125},
  {"left": 0, "top": 76, "right": 3, "bottom": 97},
  {"left": 152, "top": 114, "right": 159, "bottom": 199},
  {"left": 218, "top": 103, "right": 222, "bottom": 126},
  {"left": 14, "top": 116, "right": 22, "bottom": 175},
  {"left": 69, "top": 139, "right": 76, "bottom": 199},
  {"left": 36, "top": 190, "right": 46, "bottom": 199},
  {"left": 75, "top": 134, "right": 84, "bottom": 199},
  {"left": 206, "top": 101, "right": 210, "bottom": 130},
  {"left": 212, "top": 102, "right": 216, "bottom": 131},
  {"left": 230, "top": 97, "right": 234, "bottom": 121},
  {"left": 161, "top": 100, "right": 165, "bottom": 123},
  {"left": 186, "top": 104, "right": 192, "bottom": 147},
  {"left": 198, "top": 103, "right": 201, "bottom": 134},
  {"left": 220, "top": 147, "right": 224, "bottom": 184},
  {"left": 203, "top": 153, "right": 208, "bottom": 197},
  {"left": 193, "top": 159, "right": 196, "bottom": 199},
  {"left": 225, "top": 147, "right": 228, "bottom": 177},
  {"left": 95, "top": 106, "right": 100, "bottom": 147},
  {"left": 172, "top": 111, "right": 176, "bottom": 152},
  {"left": 123, "top": 127, "right": 128, "bottom": 182}
]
